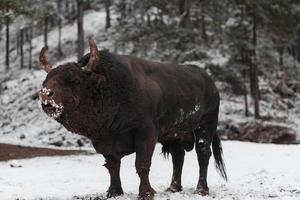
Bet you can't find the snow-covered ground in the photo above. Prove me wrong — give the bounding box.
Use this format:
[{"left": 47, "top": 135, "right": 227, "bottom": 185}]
[{"left": 1, "top": 141, "right": 299, "bottom": 200}]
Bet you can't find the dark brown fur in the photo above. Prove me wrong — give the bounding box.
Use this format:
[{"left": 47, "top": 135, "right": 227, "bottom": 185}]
[{"left": 39, "top": 49, "right": 227, "bottom": 200}]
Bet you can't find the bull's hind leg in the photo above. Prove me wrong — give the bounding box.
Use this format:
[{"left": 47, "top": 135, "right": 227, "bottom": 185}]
[
  {"left": 103, "top": 155, "right": 124, "bottom": 198},
  {"left": 165, "top": 141, "right": 185, "bottom": 192},
  {"left": 194, "top": 111, "right": 218, "bottom": 196}
]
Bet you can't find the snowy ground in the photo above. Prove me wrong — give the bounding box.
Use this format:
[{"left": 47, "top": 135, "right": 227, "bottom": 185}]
[{"left": 1, "top": 141, "right": 299, "bottom": 200}]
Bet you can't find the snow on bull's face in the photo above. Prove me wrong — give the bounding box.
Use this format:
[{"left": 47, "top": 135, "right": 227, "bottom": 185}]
[
  {"left": 39, "top": 70, "right": 78, "bottom": 120},
  {"left": 38, "top": 63, "right": 101, "bottom": 121},
  {"left": 39, "top": 87, "right": 64, "bottom": 119}
]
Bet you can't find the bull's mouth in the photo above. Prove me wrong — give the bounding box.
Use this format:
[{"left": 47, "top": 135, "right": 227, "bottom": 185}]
[{"left": 41, "top": 99, "right": 64, "bottom": 119}]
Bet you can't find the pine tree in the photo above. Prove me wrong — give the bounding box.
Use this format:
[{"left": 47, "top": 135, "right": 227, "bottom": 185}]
[{"left": 0, "top": 0, "right": 27, "bottom": 71}]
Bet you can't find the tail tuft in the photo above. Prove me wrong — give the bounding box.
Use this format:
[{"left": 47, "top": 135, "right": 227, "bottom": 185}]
[
  {"left": 161, "top": 143, "right": 170, "bottom": 159},
  {"left": 212, "top": 134, "right": 228, "bottom": 181}
]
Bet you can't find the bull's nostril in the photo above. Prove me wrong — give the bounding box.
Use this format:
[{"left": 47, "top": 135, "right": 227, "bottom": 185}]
[{"left": 47, "top": 91, "right": 54, "bottom": 96}]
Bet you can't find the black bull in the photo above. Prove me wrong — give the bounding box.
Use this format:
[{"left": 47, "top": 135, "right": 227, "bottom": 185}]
[{"left": 38, "top": 39, "right": 227, "bottom": 200}]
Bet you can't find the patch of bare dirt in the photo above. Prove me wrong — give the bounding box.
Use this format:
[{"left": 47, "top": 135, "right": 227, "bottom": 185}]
[{"left": 0, "top": 143, "right": 92, "bottom": 161}]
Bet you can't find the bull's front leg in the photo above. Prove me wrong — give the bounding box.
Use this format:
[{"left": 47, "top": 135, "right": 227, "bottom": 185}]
[
  {"left": 103, "top": 155, "right": 123, "bottom": 198},
  {"left": 135, "top": 122, "right": 157, "bottom": 200}
]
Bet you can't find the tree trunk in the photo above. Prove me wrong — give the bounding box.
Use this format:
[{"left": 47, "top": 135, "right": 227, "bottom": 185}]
[
  {"left": 201, "top": 14, "right": 207, "bottom": 42},
  {"left": 243, "top": 69, "right": 249, "bottom": 117},
  {"left": 147, "top": 14, "right": 151, "bottom": 27},
  {"left": 20, "top": 28, "right": 24, "bottom": 69},
  {"left": 105, "top": 0, "right": 111, "bottom": 30},
  {"left": 291, "top": 45, "right": 296, "bottom": 68},
  {"left": 5, "top": 6, "right": 10, "bottom": 71},
  {"left": 44, "top": 16, "right": 48, "bottom": 50},
  {"left": 242, "top": 52, "right": 249, "bottom": 117},
  {"left": 297, "top": 42, "right": 300, "bottom": 63},
  {"left": 57, "top": 0, "right": 63, "bottom": 56},
  {"left": 250, "top": 7, "right": 260, "bottom": 119},
  {"left": 241, "top": 6, "right": 248, "bottom": 117},
  {"left": 77, "top": 0, "right": 84, "bottom": 61},
  {"left": 58, "top": 18, "right": 63, "bottom": 56},
  {"left": 278, "top": 46, "right": 284, "bottom": 68},
  {"left": 179, "top": 0, "right": 185, "bottom": 15},
  {"left": 16, "top": 32, "right": 20, "bottom": 56},
  {"left": 179, "top": 0, "right": 193, "bottom": 30},
  {"left": 28, "top": 27, "right": 33, "bottom": 69}
]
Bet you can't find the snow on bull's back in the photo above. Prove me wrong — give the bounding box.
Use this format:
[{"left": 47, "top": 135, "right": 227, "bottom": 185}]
[{"left": 0, "top": 142, "right": 299, "bottom": 200}]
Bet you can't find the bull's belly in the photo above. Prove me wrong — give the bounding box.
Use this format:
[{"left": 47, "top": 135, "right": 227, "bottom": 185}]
[
  {"left": 157, "top": 109, "right": 202, "bottom": 151},
  {"left": 91, "top": 131, "right": 135, "bottom": 157}
]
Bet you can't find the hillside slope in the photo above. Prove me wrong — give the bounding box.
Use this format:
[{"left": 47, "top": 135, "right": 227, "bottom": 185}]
[{"left": 0, "top": 9, "right": 300, "bottom": 149}]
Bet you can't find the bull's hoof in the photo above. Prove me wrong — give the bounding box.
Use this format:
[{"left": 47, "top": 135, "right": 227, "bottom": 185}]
[
  {"left": 106, "top": 187, "right": 124, "bottom": 198},
  {"left": 138, "top": 188, "right": 156, "bottom": 200},
  {"left": 194, "top": 187, "right": 209, "bottom": 196},
  {"left": 137, "top": 192, "right": 155, "bottom": 200},
  {"left": 166, "top": 184, "right": 182, "bottom": 193}
]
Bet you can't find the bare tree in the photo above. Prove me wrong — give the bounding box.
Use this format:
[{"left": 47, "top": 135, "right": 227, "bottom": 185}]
[
  {"left": 77, "top": 0, "right": 84, "bottom": 61},
  {"left": 179, "top": 0, "right": 193, "bottom": 30},
  {"left": 5, "top": 4, "right": 10, "bottom": 71},
  {"left": 20, "top": 28, "right": 24, "bottom": 69},
  {"left": 57, "top": 18, "right": 63, "bottom": 56},
  {"left": 105, "top": 0, "right": 111, "bottom": 30},
  {"left": 250, "top": 6, "right": 260, "bottom": 119},
  {"left": 28, "top": 26, "right": 33, "bottom": 69},
  {"left": 16, "top": 31, "right": 20, "bottom": 56},
  {"left": 242, "top": 67, "right": 249, "bottom": 117},
  {"left": 277, "top": 46, "right": 284, "bottom": 68},
  {"left": 44, "top": 15, "right": 48, "bottom": 50},
  {"left": 57, "top": 0, "right": 63, "bottom": 56}
]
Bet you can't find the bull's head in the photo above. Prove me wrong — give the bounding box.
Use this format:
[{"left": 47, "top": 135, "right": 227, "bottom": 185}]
[{"left": 39, "top": 38, "right": 105, "bottom": 120}]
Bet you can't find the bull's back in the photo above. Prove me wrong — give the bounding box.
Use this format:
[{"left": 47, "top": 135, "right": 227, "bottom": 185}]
[
  {"left": 137, "top": 59, "right": 219, "bottom": 140},
  {"left": 147, "top": 63, "right": 219, "bottom": 115},
  {"left": 117, "top": 54, "right": 219, "bottom": 140}
]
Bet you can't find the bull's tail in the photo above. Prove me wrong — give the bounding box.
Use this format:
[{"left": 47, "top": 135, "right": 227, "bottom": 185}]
[{"left": 212, "top": 134, "right": 228, "bottom": 181}]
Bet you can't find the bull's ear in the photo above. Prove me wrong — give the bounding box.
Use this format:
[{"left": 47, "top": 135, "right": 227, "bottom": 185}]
[
  {"left": 87, "top": 37, "right": 101, "bottom": 72},
  {"left": 39, "top": 47, "right": 52, "bottom": 73}
]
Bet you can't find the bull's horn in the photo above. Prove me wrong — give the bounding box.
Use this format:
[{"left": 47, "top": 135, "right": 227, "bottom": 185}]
[
  {"left": 39, "top": 47, "right": 52, "bottom": 73},
  {"left": 87, "top": 37, "right": 100, "bottom": 71}
]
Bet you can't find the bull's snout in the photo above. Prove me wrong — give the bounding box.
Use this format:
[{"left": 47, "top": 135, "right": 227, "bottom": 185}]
[{"left": 39, "top": 87, "right": 64, "bottom": 119}]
